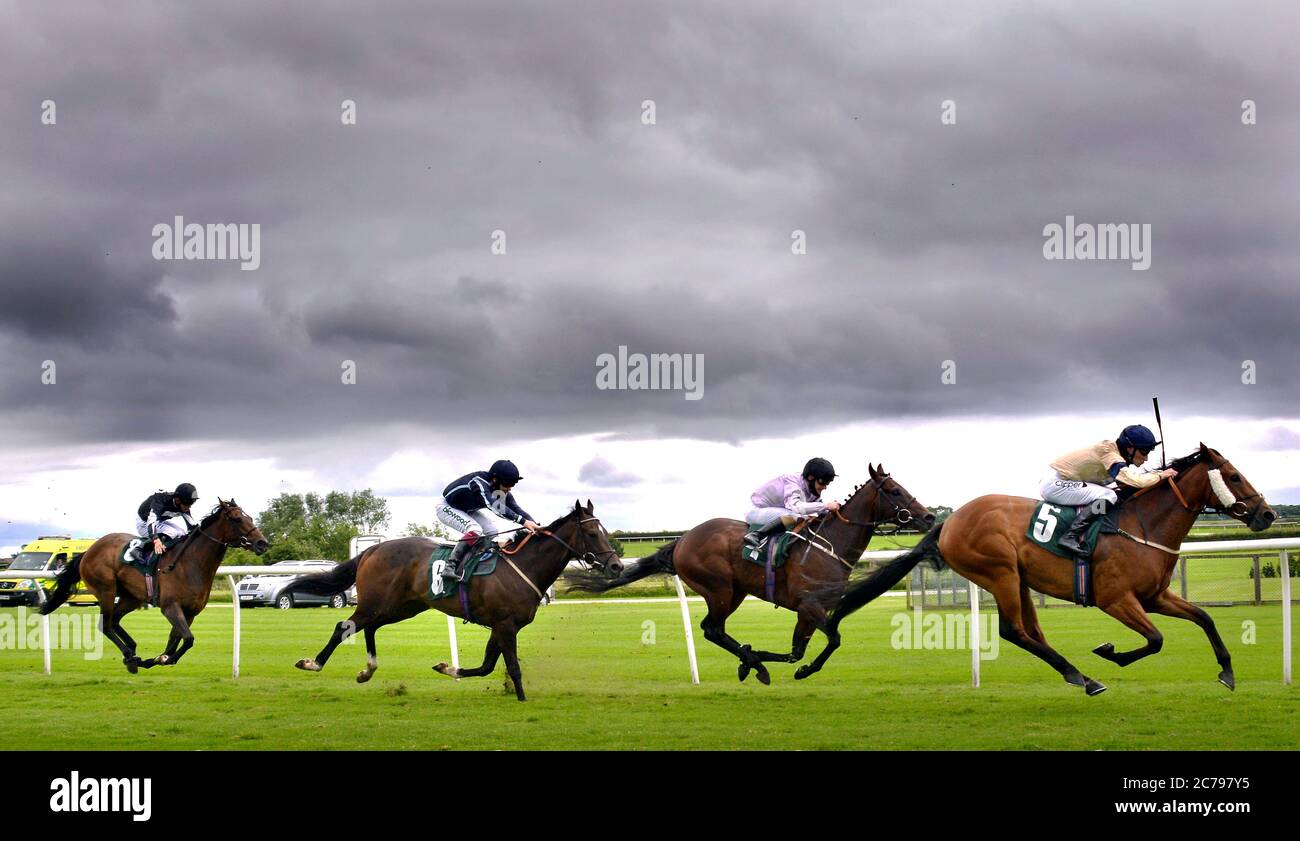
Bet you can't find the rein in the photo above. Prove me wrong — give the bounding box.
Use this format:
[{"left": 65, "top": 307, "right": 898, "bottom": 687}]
[
  {"left": 162, "top": 508, "right": 257, "bottom": 572},
  {"left": 1118, "top": 458, "right": 1266, "bottom": 556},
  {"left": 498, "top": 515, "right": 617, "bottom": 600}
]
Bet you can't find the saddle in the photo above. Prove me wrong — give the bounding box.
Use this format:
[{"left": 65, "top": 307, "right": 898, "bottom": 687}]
[
  {"left": 741, "top": 522, "right": 821, "bottom": 604},
  {"left": 1025, "top": 501, "right": 1121, "bottom": 606},
  {"left": 427, "top": 539, "right": 501, "bottom": 600},
  {"left": 120, "top": 540, "right": 167, "bottom": 606}
]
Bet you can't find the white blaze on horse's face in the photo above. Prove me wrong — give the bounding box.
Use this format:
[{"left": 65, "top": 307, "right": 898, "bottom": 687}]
[{"left": 1207, "top": 469, "right": 1237, "bottom": 508}]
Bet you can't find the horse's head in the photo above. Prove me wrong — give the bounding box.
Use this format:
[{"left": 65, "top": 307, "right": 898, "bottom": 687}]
[
  {"left": 212, "top": 498, "right": 271, "bottom": 554},
  {"left": 859, "top": 463, "right": 935, "bottom": 529},
  {"left": 562, "top": 499, "right": 623, "bottom": 578},
  {"left": 1186, "top": 444, "right": 1275, "bottom": 532}
]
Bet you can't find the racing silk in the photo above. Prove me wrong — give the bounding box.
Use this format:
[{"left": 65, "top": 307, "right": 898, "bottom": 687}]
[
  {"left": 1049, "top": 440, "right": 1162, "bottom": 489},
  {"left": 441, "top": 471, "right": 535, "bottom": 525},
  {"left": 750, "top": 473, "right": 827, "bottom": 517},
  {"left": 136, "top": 491, "right": 193, "bottom": 537}
]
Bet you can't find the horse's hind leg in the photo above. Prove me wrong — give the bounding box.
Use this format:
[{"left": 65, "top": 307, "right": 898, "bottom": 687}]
[
  {"left": 1092, "top": 593, "right": 1164, "bottom": 667},
  {"left": 355, "top": 625, "right": 381, "bottom": 683},
  {"left": 695, "top": 591, "right": 770, "bottom": 686},
  {"left": 297, "top": 612, "right": 368, "bottom": 672},
  {"left": 1019, "top": 584, "right": 1046, "bottom": 644},
  {"left": 1147, "top": 588, "right": 1235, "bottom": 690},
  {"left": 435, "top": 630, "right": 500, "bottom": 679},
  {"left": 986, "top": 576, "right": 1105, "bottom": 696},
  {"left": 110, "top": 597, "right": 142, "bottom": 653},
  {"left": 98, "top": 601, "right": 140, "bottom": 673}
]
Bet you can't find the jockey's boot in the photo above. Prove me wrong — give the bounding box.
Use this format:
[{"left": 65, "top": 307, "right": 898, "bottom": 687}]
[
  {"left": 744, "top": 520, "right": 785, "bottom": 550},
  {"left": 442, "top": 532, "right": 479, "bottom": 580},
  {"left": 1058, "top": 504, "right": 1103, "bottom": 558}
]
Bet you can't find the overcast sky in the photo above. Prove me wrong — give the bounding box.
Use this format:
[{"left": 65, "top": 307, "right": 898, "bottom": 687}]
[{"left": 2, "top": 1, "right": 1297, "bottom": 551}]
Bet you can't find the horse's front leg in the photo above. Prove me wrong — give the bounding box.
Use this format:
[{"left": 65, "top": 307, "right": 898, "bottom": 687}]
[
  {"left": 435, "top": 630, "right": 501, "bottom": 679},
  {"left": 144, "top": 603, "right": 194, "bottom": 667},
  {"left": 793, "top": 600, "right": 840, "bottom": 680}
]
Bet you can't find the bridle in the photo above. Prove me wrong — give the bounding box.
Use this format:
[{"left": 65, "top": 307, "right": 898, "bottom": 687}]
[
  {"left": 829, "top": 475, "right": 920, "bottom": 529},
  {"left": 1175, "top": 455, "right": 1267, "bottom": 520},
  {"left": 1122, "top": 454, "right": 1268, "bottom": 554},
  {"left": 500, "top": 514, "right": 620, "bottom": 569},
  {"left": 193, "top": 507, "right": 262, "bottom": 550}
]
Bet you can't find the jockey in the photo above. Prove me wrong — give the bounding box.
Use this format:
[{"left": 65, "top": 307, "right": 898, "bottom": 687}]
[
  {"left": 435, "top": 460, "right": 540, "bottom": 580},
  {"left": 1042, "top": 425, "right": 1177, "bottom": 556},
  {"left": 134, "top": 483, "right": 199, "bottom": 562},
  {"left": 743, "top": 458, "right": 842, "bottom": 549}
]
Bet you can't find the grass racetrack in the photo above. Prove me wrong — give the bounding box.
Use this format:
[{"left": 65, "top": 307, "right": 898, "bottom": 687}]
[{"left": 1, "top": 597, "right": 1295, "bottom": 750}]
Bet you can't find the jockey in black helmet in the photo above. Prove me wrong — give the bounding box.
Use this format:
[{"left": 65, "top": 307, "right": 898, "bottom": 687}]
[
  {"left": 435, "top": 460, "right": 540, "bottom": 580},
  {"left": 134, "top": 483, "right": 199, "bottom": 561},
  {"left": 743, "top": 458, "right": 841, "bottom": 549}
]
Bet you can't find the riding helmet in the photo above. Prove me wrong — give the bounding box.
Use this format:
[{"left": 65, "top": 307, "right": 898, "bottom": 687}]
[
  {"left": 1116, "top": 425, "right": 1158, "bottom": 454},
  {"left": 488, "top": 460, "right": 523, "bottom": 484},
  {"left": 173, "top": 482, "right": 199, "bottom": 503},
  {"left": 802, "top": 458, "right": 837, "bottom": 483}
]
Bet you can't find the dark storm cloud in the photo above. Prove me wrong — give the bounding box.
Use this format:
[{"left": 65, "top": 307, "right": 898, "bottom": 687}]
[
  {"left": 577, "top": 456, "right": 642, "bottom": 488},
  {"left": 0, "top": 0, "right": 1296, "bottom": 453},
  {"left": 0, "top": 231, "right": 176, "bottom": 345}
]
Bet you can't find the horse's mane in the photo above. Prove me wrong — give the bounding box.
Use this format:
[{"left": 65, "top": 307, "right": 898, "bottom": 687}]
[
  {"left": 1167, "top": 449, "right": 1210, "bottom": 473},
  {"left": 172, "top": 503, "right": 232, "bottom": 553}
]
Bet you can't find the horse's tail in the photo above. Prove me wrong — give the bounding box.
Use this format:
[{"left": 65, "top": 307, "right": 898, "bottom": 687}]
[
  {"left": 280, "top": 556, "right": 361, "bottom": 597},
  {"left": 39, "top": 555, "right": 82, "bottom": 615},
  {"left": 828, "top": 524, "right": 945, "bottom": 628},
  {"left": 565, "top": 539, "right": 678, "bottom": 593}
]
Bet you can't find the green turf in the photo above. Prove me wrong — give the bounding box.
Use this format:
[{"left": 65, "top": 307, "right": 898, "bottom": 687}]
[{"left": 1, "top": 596, "right": 1295, "bottom": 750}]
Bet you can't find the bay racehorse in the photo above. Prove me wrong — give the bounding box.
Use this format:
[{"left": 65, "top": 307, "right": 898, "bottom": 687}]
[
  {"left": 568, "top": 464, "right": 933, "bottom": 684},
  {"left": 287, "top": 501, "right": 619, "bottom": 700},
  {"left": 40, "top": 499, "right": 269, "bottom": 672},
  {"left": 823, "top": 445, "right": 1274, "bottom": 694}
]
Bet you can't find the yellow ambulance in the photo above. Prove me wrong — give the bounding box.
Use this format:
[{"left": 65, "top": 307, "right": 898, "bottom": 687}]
[{"left": 0, "top": 536, "right": 96, "bottom": 607}]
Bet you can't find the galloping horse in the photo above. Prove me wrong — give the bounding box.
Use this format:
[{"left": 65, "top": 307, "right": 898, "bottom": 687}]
[
  {"left": 569, "top": 465, "right": 933, "bottom": 684},
  {"left": 40, "top": 499, "right": 269, "bottom": 672},
  {"left": 823, "top": 445, "right": 1275, "bottom": 694},
  {"left": 287, "top": 501, "right": 619, "bottom": 701}
]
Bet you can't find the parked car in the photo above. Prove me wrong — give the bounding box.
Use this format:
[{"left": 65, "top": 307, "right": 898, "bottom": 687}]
[
  {"left": 236, "top": 560, "right": 357, "bottom": 610},
  {"left": 0, "top": 536, "right": 94, "bottom": 607}
]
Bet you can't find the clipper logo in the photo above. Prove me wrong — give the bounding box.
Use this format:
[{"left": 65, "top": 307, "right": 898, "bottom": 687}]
[{"left": 49, "top": 772, "right": 151, "bottom": 822}]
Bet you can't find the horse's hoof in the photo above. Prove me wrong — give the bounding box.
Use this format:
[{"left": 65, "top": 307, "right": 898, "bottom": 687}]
[
  {"left": 157, "top": 654, "right": 171, "bottom": 666},
  {"left": 432, "top": 662, "right": 457, "bottom": 677},
  {"left": 1092, "top": 643, "right": 1115, "bottom": 660},
  {"left": 356, "top": 670, "right": 372, "bottom": 684},
  {"left": 794, "top": 665, "right": 812, "bottom": 681},
  {"left": 737, "top": 662, "right": 751, "bottom": 683},
  {"left": 1084, "top": 678, "right": 1107, "bottom": 696},
  {"left": 295, "top": 658, "right": 320, "bottom": 672},
  {"left": 1218, "top": 670, "right": 1235, "bottom": 691},
  {"left": 754, "top": 666, "right": 771, "bottom": 686},
  {"left": 123, "top": 657, "right": 138, "bottom": 674}
]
